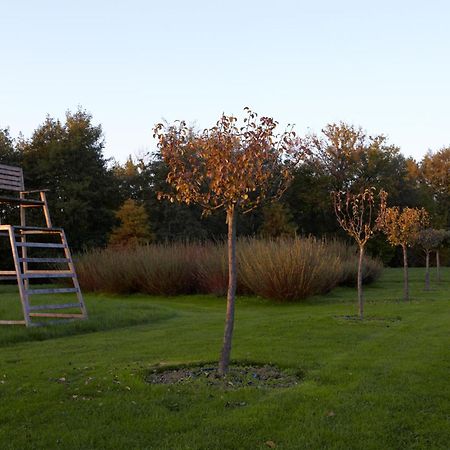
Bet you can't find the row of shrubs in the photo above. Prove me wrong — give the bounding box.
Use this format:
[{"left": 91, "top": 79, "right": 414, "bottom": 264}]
[{"left": 74, "top": 238, "right": 383, "bottom": 302}]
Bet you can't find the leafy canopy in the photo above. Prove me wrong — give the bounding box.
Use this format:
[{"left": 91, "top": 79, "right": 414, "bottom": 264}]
[{"left": 153, "top": 108, "right": 298, "bottom": 214}]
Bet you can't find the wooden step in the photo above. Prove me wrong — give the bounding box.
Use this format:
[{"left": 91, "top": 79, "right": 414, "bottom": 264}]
[
  {"left": 29, "top": 313, "right": 85, "bottom": 318},
  {"left": 15, "top": 242, "right": 66, "bottom": 249},
  {"left": 0, "top": 320, "right": 26, "bottom": 325},
  {"left": 19, "top": 257, "right": 70, "bottom": 264},
  {"left": 28, "top": 302, "right": 81, "bottom": 311},
  {"left": 26, "top": 287, "right": 79, "bottom": 295},
  {"left": 22, "top": 271, "right": 75, "bottom": 279},
  {"left": 0, "top": 276, "right": 18, "bottom": 281}
]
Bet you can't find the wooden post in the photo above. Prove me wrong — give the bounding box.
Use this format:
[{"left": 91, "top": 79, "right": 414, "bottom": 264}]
[
  {"left": 8, "top": 226, "right": 31, "bottom": 326},
  {"left": 40, "top": 191, "right": 52, "bottom": 228}
]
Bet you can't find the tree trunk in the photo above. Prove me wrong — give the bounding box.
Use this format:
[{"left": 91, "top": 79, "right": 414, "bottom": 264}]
[
  {"left": 218, "top": 206, "right": 237, "bottom": 376},
  {"left": 425, "top": 250, "right": 430, "bottom": 291},
  {"left": 357, "top": 245, "right": 364, "bottom": 319},
  {"left": 402, "top": 244, "right": 409, "bottom": 302},
  {"left": 436, "top": 250, "right": 441, "bottom": 282}
]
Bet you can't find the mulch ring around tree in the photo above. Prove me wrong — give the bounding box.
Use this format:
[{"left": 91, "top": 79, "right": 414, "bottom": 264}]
[{"left": 146, "top": 363, "right": 303, "bottom": 389}]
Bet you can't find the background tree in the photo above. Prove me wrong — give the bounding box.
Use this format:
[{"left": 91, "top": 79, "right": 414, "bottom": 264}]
[
  {"left": 154, "top": 108, "right": 297, "bottom": 375},
  {"left": 416, "top": 228, "right": 447, "bottom": 290},
  {"left": 285, "top": 122, "right": 424, "bottom": 258},
  {"left": 109, "top": 199, "right": 153, "bottom": 248},
  {"left": 419, "top": 148, "right": 450, "bottom": 228},
  {"left": 258, "top": 202, "right": 297, "bottom": 238},
  {"left": 433, "top": 229, "right": 449, "bottom": 282},
  {"left": 19, "top": 109, "right": 119, "bottom": 250},
  {"left": 332, "top": 188, "right": 385, "bottom": 319},
  {"left": 377, "top": 204, "right": 429, "bottom": 301},
  {"left": 0, "top": 128, "right": 22, "bottom": 226}
]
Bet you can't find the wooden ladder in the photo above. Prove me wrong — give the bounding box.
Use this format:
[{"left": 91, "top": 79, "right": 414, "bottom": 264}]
[{"left": 0, "top": 225, "right": 88, "bottom": 327}]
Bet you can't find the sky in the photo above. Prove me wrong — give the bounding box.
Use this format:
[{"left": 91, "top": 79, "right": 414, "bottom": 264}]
[{"left": 1, "top": 0, "right": 449, "bottom": 162}]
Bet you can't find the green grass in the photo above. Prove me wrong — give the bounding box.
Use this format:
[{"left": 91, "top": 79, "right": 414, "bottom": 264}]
[{"left": 0, "top": 268, "right": 448, "bottom": 449}]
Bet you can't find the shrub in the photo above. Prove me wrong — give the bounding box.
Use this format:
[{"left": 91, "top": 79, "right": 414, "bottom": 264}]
[
  {"left": 327, "top": 239, "right": 384, "bottom": 286},
  {"left": 238, "top": 237, "right": 343, "bottom": 301},
  {"left": 195, "top": 243, "right": 228, "bottom": 296},
  {"left": 133, "top": 243, "right": 200, "bottom": 296},
  {"left": 75, "top": 237, "right": 383, "bottom": 301}
]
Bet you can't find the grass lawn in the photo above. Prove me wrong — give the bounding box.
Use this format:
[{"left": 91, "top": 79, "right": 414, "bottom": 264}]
[{"left": 0, "top": 268, "right": 448, "bottom": 449}]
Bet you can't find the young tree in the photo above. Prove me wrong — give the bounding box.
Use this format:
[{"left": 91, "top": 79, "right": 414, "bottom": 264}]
[
  {"left": 433, "top": 230, "right": 449, "bottom": 282},
  {"left": 109, "top": 199, "right": 153, "bottom": 248},
  {"left": 377, "top": 202, "right": 429, "bottom": 301},
  {"left": 332, "top": 188, "right": 385, "bottom": 319},
  {"left": 416, "top": 228, "right": 447, "bottom": 290},
  {"left": 154, "top": 108, "right": 297, "bottom": 375}
]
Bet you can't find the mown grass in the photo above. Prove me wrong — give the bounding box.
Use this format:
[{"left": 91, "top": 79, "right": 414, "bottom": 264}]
[{"left": 0, "top": 268, "right": 448, "bottom": 449}]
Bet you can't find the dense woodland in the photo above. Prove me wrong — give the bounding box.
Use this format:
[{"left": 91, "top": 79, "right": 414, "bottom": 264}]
[{"left": 0, "top": 108, "right": 448, "bottom": 265}]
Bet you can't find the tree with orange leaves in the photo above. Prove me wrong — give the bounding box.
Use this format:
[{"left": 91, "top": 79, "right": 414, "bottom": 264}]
[
  {"left": 332, "top": 188, "right": 386, "bottom": 319},
  {"left": 377, "top": 199, "right": 429, "bottom": 301},
  {"left": 153, "top": 108, "right": 299, "bottom": 375}
]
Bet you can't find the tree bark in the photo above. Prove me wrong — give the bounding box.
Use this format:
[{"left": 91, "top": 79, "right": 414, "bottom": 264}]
[
  {"left": 218, "top": 206, "right": 237, "bottom": 376},
  {"left": 357, "top": 245, "right": 364, "bottom": 319},
  {"left": 425, "top": 250, "right": 430, "bottom": 291},
  {"left": 436, "top": 250, "right": 441, "bottom": 282},
  {"left": 402, "top": 244, "right": 409, "bottom": 302}
]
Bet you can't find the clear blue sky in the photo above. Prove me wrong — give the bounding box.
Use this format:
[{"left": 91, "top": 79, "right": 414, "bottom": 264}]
[{"left": 1, "top": 0, "right": 449, "bottom": 162}]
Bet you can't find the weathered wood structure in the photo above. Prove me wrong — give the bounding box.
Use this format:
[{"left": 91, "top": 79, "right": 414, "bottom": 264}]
[{"left": 0, "top": 164, "right": 87, "bottom": 326}]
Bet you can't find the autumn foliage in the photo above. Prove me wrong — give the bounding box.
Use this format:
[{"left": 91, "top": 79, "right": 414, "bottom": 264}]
[{"left": 377, "top": 199, "right": 429, "bottom": 300}]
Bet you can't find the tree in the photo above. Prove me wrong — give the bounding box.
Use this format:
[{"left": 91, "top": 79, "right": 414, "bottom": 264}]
[
  {"left": 19, "top": 109, "right": 119, "bottom": 250},
  {"left": 416, "top": 228, "right": 447, "bottom": 290},
  {"left": 377, "top": 202, "right": 429, "bottom": 301},
  {"left": 259, "top": 202, "right": 297, "bottom": 238},
  {"left": 286, "top": 122, "right": 423, "bottom": 247},
  {"left": 433, "top": 230, "right": 449, "bottom": 283},
  {"left": 0, "top": 128, "right": 21, "bottom": 225},
  {"left": 154, "top": 108, "right": 297, "bottom": 375},
  {"left": 420, "top": 148, "right": 450, "bottom": 228},
  {"left": 109, "top": 199, "right": 153, "bottom": 248},
  {"left": 332, "top": 188, "right": 385, "bottom": 319},
  {"left": 0, "top": 128, "right": 20, "bottom": 165}
]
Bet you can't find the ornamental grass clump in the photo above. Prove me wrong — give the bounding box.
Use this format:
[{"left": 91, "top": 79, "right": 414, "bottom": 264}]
[
  {"left": 75, "top": 238, "right": 383, "bottom": 301},
  {"left": 74, "top": 247, "right": 139, "bottom": 294},
  {"left": 326, "top": 239, "right": 383, "bottom": 286},
  {"left": 133, "top": 243, "right": 200, "bottom": 296},
  {"left": 238, "top": 237, "right": 343, "bottom": 301}
]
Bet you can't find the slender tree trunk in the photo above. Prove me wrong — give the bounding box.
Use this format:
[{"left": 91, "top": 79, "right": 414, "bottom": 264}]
[
  {"left": 218, "top": 206, "right": 237, "bottom": 376},
  {"left": 425, "top": 250, "right": 430, "bottom": 291},
  {"left": 357, "top": 245, "right": 364, "bottom": 320},
  {"left": 402, "top": 244, "right": 409, "bottom": 302},
  {"left": 436, "top": 250, "right": 441, "bottom": 282}
]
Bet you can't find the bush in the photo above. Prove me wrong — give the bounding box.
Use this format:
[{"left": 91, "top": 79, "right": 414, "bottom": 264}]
[
  {"left": 238, "top": 237, "right": 343, "bottom": 301},
  {"left": 327, "top": 239, "right": 384, "bottom": 286},
  {"left": 75, "top": 237, "right": 383, "bottom": 301},
  {"left": 133, "top": 243, "right": 200, "bottom": 295}
]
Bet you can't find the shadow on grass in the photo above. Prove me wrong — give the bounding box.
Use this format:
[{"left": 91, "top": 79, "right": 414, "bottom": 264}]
[{"left": 0, "top": 285, "right": 176, "bottom": 346}]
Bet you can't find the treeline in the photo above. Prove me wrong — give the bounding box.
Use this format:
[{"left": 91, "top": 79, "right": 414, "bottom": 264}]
[{"left": 0, "top": 108, "right": 448, "bottom": 265}]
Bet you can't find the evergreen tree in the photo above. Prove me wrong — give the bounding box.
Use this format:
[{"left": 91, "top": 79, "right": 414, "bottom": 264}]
[
  {"left": 19, "top": 109, "right": 119, "bottom": 250},
  {"left": 109, "top": 199, "right": 153, "bottom": 247},
  {"left": 259, "top": 202, "right": 297, "bottom": 238}
]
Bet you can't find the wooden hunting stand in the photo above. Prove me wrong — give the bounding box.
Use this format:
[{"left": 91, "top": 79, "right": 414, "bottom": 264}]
[{"left": 0, "top": 164, "right": 87, "bottom": 327}]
